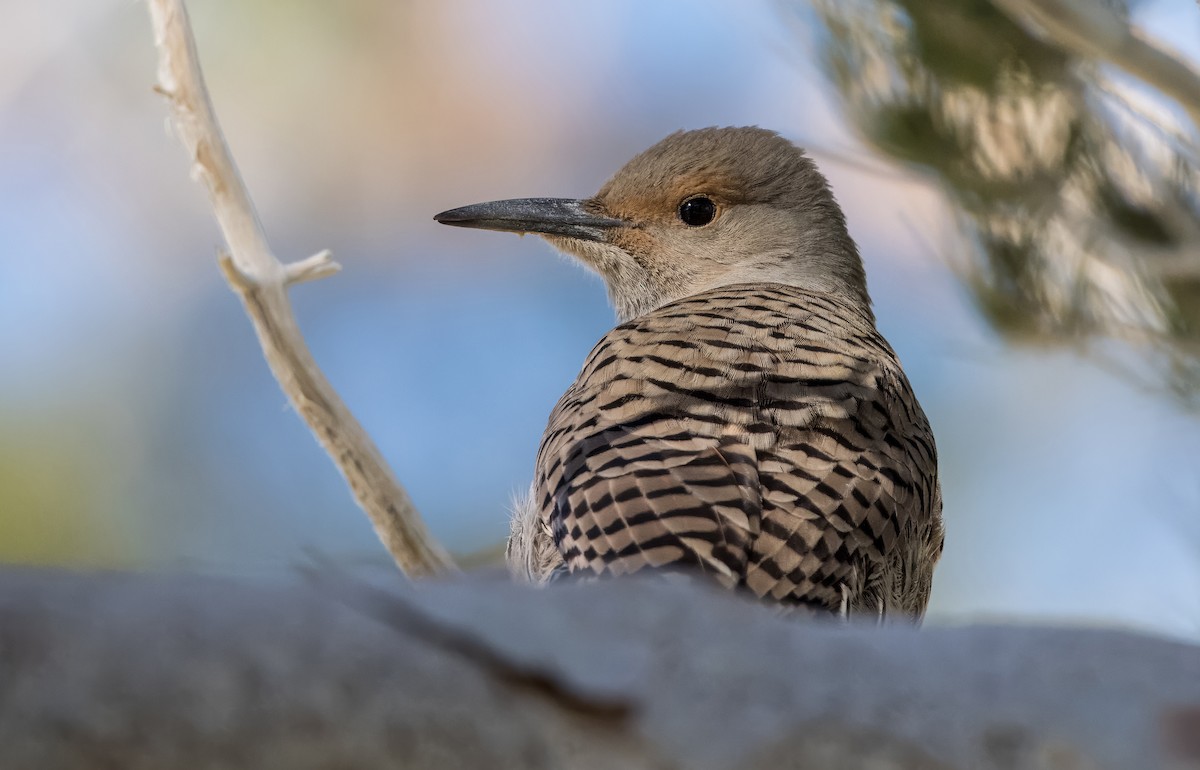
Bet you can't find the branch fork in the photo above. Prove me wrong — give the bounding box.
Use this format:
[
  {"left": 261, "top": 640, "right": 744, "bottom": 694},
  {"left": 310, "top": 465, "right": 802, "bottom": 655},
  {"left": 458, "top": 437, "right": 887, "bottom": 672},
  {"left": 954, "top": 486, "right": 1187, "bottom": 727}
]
[{"left": 147, "top": 0, "right": 453, "bottom": 576}]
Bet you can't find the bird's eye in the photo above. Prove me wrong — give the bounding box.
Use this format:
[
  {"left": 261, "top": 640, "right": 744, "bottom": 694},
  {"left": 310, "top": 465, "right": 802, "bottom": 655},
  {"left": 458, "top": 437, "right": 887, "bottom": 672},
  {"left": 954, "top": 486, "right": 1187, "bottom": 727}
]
[{"left": 678, "top": 196, "right": 716, "bottom": 227}]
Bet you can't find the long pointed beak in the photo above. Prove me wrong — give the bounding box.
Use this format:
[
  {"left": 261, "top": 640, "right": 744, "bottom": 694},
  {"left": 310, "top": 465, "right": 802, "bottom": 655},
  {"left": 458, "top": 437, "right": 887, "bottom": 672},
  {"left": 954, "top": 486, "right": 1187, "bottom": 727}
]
[{"left": 434, "top": 198, "right": 623, "bottom": 242}]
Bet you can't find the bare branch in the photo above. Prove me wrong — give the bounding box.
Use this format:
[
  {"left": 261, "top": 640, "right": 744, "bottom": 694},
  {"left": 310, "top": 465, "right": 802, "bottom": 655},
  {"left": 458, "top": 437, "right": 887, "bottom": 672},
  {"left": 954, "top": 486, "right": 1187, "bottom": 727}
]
[
  {"left": 6, "top": 569, "right": 1200, "bottom": 768},
  {"left": 146, "top": 0, "right": 454, "bottom": 576},
  {"left": 285, "top": 250, "right": 342, "bottom": 287},
  {"left": 992, "top": 0, "right": 1200, "bottom": 132}
]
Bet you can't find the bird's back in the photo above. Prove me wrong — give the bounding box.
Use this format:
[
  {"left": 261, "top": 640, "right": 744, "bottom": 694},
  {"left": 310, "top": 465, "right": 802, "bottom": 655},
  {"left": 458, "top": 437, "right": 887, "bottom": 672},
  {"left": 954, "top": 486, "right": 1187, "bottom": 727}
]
[{"left": 528, "top": 282, "right": 943, "bottom": 619}]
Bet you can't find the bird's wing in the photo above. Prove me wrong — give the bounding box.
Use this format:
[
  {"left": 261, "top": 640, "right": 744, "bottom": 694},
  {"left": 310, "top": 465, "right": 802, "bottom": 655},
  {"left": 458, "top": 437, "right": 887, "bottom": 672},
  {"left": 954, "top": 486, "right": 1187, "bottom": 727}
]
[
  {"left": 540, "top": 415, "right": 762, "bottom": 585},
  {"left": 746, "top": 363, "right": 942, "bottom": 616},
  {"left": 533, "top": 284, "right": 941, "bottom": 615}
]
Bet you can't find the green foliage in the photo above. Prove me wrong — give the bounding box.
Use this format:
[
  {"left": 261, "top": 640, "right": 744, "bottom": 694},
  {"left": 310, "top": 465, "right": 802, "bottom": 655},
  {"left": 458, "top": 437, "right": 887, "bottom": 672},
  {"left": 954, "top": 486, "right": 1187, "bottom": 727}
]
[{"left": 809, "top": 0, "right": 1200, "bottom": 406}]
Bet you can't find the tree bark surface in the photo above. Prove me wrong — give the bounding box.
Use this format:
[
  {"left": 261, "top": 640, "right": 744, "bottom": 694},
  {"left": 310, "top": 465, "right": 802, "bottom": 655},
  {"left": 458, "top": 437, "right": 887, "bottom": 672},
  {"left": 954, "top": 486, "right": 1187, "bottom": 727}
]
[{"left": 1, "top": 568, "right": 1197, "bottom": 769}]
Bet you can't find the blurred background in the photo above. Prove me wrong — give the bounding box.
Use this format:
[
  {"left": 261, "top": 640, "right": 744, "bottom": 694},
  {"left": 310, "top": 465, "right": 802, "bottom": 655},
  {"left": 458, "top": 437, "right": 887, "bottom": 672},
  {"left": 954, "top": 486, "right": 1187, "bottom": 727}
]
[{"left": 1, "top": 0, "right": 1197, "bottom": 640}]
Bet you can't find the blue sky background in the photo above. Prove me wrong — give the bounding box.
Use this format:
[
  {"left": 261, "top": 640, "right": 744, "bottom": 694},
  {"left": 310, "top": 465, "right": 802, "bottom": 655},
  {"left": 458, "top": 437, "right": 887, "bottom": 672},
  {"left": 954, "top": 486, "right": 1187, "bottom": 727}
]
[{"left": 0, "top": 0, "right": 1197, "bottom": 640}]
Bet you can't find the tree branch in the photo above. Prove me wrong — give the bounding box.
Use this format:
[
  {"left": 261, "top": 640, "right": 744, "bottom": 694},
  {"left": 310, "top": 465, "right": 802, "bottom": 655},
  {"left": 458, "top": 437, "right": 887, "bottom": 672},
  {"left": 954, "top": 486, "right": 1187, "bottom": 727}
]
[
  {"left": 992, "top": 0, "right": 1200, "bottom": 132},
  {"left": 146, "top": 0, "right": 454, "bottom": 576},
  {"left": 5, "top": 569, "right": 1199, "bottom": 768}
]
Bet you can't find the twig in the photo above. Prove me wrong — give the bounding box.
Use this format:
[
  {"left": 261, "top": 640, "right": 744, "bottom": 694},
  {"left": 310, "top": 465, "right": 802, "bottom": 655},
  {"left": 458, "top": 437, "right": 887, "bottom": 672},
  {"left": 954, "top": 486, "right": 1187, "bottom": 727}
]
[
  {"left": 992, "top": 0, "right": 1200, "bottom": 133},
  {"left": 146, "top": 0, "right": 454, "bottom": 576}
]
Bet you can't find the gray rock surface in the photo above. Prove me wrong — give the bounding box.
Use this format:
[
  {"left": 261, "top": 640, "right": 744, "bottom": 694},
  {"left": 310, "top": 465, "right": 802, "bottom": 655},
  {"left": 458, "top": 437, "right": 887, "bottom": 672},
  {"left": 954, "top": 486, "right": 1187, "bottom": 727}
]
[{"left": 0, "top": 567, "right": 1197, "bottom": 769}]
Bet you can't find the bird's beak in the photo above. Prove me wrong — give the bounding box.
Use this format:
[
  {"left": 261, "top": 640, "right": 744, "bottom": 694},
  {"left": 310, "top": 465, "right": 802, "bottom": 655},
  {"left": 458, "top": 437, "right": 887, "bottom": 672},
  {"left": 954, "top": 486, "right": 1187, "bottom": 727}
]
[{"left": 434, "top": 198, "right": 623, "bottom": 242}]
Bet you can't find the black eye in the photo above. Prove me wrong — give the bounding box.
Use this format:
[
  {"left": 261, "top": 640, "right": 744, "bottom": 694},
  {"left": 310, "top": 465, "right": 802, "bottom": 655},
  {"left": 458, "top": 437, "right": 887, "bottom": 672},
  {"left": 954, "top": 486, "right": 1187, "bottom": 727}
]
[{"left": 678, "top": 196, "right": 716, "bottom": 227}]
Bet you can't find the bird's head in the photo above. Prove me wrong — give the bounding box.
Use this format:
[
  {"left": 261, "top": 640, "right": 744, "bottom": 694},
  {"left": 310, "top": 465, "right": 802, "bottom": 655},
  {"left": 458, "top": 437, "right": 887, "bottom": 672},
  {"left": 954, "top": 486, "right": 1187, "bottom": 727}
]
[{"left": 435, "top": 126, "right": 870, "bottom": 322}]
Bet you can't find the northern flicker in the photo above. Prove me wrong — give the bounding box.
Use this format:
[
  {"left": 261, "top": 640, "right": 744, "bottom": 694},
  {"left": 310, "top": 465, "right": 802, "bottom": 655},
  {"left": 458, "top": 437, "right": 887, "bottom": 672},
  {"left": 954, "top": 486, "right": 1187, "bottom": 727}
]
[{"left": 435, "top": 127, "right": 944, "bottom": 620}]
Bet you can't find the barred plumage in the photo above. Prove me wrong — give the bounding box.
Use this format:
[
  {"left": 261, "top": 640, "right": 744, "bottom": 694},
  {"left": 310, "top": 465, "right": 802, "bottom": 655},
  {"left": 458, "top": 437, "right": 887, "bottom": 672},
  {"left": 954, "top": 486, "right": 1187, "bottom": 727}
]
[
  {"left": 533, "top": 283, "right": 942, "bottom": 617},
  {"left": 436, "top": 126, "right": 944, "bottom": 620}
]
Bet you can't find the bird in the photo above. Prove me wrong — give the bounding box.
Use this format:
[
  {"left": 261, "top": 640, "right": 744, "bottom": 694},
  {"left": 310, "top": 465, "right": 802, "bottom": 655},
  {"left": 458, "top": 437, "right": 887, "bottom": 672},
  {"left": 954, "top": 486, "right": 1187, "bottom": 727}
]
[{"left": 435, "top": 126, "right": 943, "bottom": 620}]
